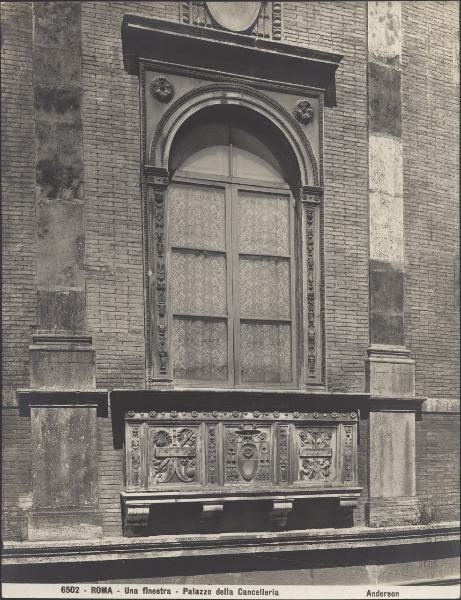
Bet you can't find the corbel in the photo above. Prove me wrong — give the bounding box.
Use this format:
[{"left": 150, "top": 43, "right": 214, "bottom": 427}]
[
  {"left": 269, "top": 500, "right": 293, "bottom": 528},
  {"left": 199, "top": 502, "right": 224, "bottom": 526},
  {"left": 300, "top": 185, "right": 323, "bottom": 204},
  {"left": 125, "top": 504, "right": 151, "bottom": 527},
  {"left": 143, "top": 164, "right": 170, "bottom": 188}
]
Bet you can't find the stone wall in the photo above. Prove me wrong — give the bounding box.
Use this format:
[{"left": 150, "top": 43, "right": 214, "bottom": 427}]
[
  {"left": 284, "top": 1, "right": 369, "bottom": 393},
  {"left": 1, "top": 2, "right": 37, "bottom": 406},
  {"left": 1, "top": 1, "right": 459, "bottom": 542}
]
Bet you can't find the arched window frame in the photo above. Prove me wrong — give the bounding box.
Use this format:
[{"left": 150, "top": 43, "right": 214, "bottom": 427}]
[{"left": 143, "top": 84, "right": 324, "bottom": 390}]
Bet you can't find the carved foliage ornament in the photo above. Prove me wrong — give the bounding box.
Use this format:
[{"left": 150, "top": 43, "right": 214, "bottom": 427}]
[
  {"left": 151, "top": 77, "right": 175, "bottom": 103},
  {"left": 294, "top": 100, "right": 314, "bottom": 125},
  {"left": 305, "top": 206, "right": 316, "bottom": 377},
  {"left": 150, "top": 427, "right": 197, "bottom": 484},
  {"left": 298, "top": 428, "right": 333, "bottom": 481},
  {"left": 130, "top": 425, "right": 142, "bottom": 488}
]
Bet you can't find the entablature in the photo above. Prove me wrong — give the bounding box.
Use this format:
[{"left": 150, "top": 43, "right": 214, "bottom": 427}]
[{"left": 121, "top": 15, "right": 342, "bottom": 106}]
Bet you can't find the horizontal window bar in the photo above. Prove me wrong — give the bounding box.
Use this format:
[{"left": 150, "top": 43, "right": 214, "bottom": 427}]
[
  {"left": 173, "top": 312, "right": 228, "bottom": 320},
  {"left": 239, "top": 317, "right": 292, "bottom": 323},
  {"left": 171, "top": 246, "right": 226, "bottom": 255}
]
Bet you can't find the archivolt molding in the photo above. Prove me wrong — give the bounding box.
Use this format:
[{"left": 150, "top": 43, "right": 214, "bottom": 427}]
[{"left": 148, "top": 83, "right": 319, "bottom": 187}]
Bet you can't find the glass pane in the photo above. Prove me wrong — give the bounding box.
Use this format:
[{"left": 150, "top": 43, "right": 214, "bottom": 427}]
[
  {"left": 170, "top": 121, "right": 231, "bottom": 177},
  {"left": 239, "top": 191, "right": 289, "bottom": 255},
  {"left": 181, "top": 145, "right": 230, "bottom": 176},
  {"left": 239, "top": 256, "right": 290, "bottom": 319},
  {"left": 240, "top": 322, "right": 291, "bottom": 383},
  {"left": 173, "top": 317, "right": 228, "bottom": 381},
  {"left": 169, "top": 184, "right": 226, "bottom": 251},
  {"left": 231, "top": 121, "right": 286, "bottom": 182},
  {"left": 171, "top": 251, "right": 227, "bottom": 315}
]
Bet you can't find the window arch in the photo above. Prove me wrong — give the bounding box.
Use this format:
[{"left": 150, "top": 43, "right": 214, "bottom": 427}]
[{"left": 167, "top": 106, "right": 301, "bottom": 387}]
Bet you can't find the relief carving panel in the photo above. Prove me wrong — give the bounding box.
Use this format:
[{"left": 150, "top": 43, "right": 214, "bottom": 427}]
[
  {"left": 295, "top": 427, "right": 336, "bottom": 483},
  {"left": 125, "top": 413, "right": 357, "bottom": 491},
  {"left": 148, "top": 426, "right": 199, "bottom": 486},
  {"left": 224, "top": 424, "right": 272, "bottom": 484}
]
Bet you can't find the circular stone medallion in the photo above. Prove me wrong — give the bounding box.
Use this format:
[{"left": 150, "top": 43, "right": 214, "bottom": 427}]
[{"left": 206, "top": 1, "right": 261, "bottom": 33}]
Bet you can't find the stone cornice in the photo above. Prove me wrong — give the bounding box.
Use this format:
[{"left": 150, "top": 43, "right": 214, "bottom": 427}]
[
  {"left": 121, "top": 15, "right": 342, "bottom": 106},
  {"left": 17, "top": 389, "right": 109, "bottom": 417},
  {"left": 3, "top": 522, "right": 459, "bottom": 565}
]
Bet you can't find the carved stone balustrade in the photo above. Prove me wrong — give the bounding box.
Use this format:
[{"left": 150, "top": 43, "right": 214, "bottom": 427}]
[{"left": 114, "top": 390, "right": 364, "bottom": 533}]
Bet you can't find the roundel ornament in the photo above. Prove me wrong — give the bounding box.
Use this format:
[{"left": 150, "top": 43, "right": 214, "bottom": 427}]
[{"left": 206, "top": 1, "right": 261, "bottom": 33}]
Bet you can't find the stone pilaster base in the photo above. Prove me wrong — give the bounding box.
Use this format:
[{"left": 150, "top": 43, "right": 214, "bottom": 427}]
[
  {"left": 28, "top": 509, "right": 103, "bottom": 541},
  {"left": 366, "top": 345, "right": 415, "bottom": 397},
  {"left": 366, "top": 496, "right": 421, "bottom": 528}
]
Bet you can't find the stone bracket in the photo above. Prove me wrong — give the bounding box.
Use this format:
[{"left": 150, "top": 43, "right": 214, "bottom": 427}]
[
  {"left": 122, "top": 489, "right": 361, "bottom": 533},
  {"left": 199, "top": 503, "right": 224, "bottom": 525},
  {"left": 339, "top": 497, "right": 358, "bottom": 508},
  {"left": 125, "top": 505, "right": 151, "bottom": 527},
  {"left": 269, "top": 500, "right": 293, "bottom": 529}
]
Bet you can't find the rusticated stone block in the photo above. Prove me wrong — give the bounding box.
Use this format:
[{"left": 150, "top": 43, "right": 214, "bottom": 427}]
[
  {"left": 369, "top": 411, "right": 415, "bottom": 498},
  {"left": 367, "top": 357, "right": 415, "bottom": 398},
  {"left": 28, "top": 509, "right": 102, "bottom": 541},
  {"left": 31, "top": 406, "right": 98, "bottom": 509},
  {"left": 368, "top": 62, "right": 401, "bottom": 137},
  {"left": 366, "top": 496, "right": 420, "bottom": 528},
  {"left": 30, "top": 334, "right": 95, "bottom": 390}
]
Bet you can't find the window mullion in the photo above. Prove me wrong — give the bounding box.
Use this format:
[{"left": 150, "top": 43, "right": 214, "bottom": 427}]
[{"left": 230, "top": 183, "right": 240, "bottom": 387}]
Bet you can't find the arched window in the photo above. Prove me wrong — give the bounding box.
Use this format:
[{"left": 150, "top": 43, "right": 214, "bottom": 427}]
[{"left": 167, "top": 106, "right": 301, "bottom": 387}]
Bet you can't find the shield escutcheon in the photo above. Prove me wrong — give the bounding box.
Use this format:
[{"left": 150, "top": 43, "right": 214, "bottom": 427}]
[{"left": 238, "top": 443, "right": 259, "bottom": 481}]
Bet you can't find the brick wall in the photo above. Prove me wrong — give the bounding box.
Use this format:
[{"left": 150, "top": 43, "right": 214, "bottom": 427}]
[
  {"left": 98, "top": 414, "right": 124, "bottom": 537},
  {"left": 1, "top": 2, "right": 37, "bottom": 406},
  {"left": 402, "top": 1, "right": 460, "bottom": 399},
  {"left": 416, "top": 413, "right": 460, "bottom": 523},
  {"left": 1, "top": 1, "right": 459, "bottom": 541},
  {"left": 1, "top": 409, "right": 32, "bottom": 540},
  {"left": 284, "top": 2, "right": 369, "bottom": 393},
  {"left": 81, "top": 2, "right": 178, "bottom": 390}
]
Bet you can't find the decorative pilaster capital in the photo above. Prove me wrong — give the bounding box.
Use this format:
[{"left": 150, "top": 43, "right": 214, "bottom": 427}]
[
  {"left": 300, "top": 185, "right": 323, "bottom": 204},
  {"left": 143, "top": 165, "right": 169, "bottom": 188}
]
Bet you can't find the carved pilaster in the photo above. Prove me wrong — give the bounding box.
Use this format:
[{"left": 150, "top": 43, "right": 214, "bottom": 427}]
[
  {"left": 126, "top": 421, "right": 146, "bottom": 490},
  {"left": 207, "top": 425, "right": 218, "bottom": 484},
  {"left": 301, "top": 186, "right": 323, "bottom": 386},
  {"left": 277, "top": 425, "right": 289, "bottom": 484},
  {"left": 343, "top": 424, "right": 354, "bottom": 483},
  {"left": 144, "top": 165, "right": 172, "bottom": 386}
]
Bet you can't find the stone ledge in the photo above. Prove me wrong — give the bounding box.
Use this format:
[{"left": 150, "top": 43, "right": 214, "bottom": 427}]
[
  {"left": 17, "top": 389, "right": 109, "bottom": 417},
  {"left": 3, "top": 522, "right": 459, "bottom": 565}
]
